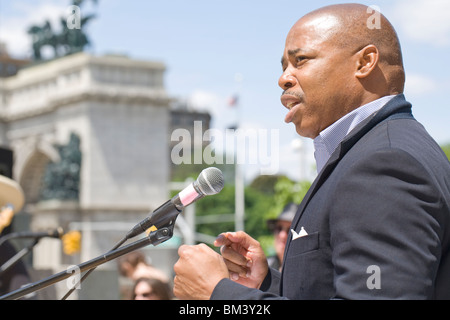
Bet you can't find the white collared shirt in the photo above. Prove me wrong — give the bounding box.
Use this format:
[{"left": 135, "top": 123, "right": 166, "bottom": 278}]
[{"left": 313, "top": 95, "right": 396, "bottom": 174}]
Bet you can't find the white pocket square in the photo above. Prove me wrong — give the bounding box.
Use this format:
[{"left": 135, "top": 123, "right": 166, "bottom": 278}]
[{"left": 291, "top": 227, "right": 308, "bottom": 240}]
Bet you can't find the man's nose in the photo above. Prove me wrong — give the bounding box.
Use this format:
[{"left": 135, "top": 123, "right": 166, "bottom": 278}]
[{"left": 278, "top": 71, "right": 297, "bottom": 90}]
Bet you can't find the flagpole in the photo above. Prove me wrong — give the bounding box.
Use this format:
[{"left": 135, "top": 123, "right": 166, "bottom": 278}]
[{"left": 233, "top": 73, "right": 245, "bottom": 232}]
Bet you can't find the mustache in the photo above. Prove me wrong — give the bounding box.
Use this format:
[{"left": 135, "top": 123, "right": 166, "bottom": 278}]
[{"left": 281, "top": 90, "right": 303, "bottom": 99}]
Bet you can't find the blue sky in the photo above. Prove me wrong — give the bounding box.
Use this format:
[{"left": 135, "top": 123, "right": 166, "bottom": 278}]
[{"left": 1, "top": 0, "right": 449, "bottom": 182}]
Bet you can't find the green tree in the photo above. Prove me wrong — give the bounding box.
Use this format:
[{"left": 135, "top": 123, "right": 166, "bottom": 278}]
[
  {"left": 256, "top": 177, "right": 311, "bottom": 253},
  {"left": 441, "top": 144, "right": 450, "bottom": 161},
  {"left": 193, "top": 173, "right": 312, "bottom": 254},
  {"left": 195, "top": 184, "right": 235, "bottom": 238},
  {"left": 249, "top": 175, "right": 284, "bottom": 195},
  {"left": 265, "top": 176, "right": 311, "bottom": 220}
]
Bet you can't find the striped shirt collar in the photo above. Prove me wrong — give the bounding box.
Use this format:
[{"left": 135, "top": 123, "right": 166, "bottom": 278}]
[{"left": 313, "top": 95, "right": 396, "bottom": 174}]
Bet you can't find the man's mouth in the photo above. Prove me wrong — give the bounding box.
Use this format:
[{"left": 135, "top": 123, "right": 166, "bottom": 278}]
[
  {"left": 287, "top": 101, "right": 298, "bottom": 110},
  {"left": 281, "top": 93, "right": 302, "bottom": 123}
]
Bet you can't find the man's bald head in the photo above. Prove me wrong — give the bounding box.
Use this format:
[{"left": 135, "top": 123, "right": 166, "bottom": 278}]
[
  {"left": 294, "top": 3, "right": 405, "bottom": 93},
  {"left": 279, "top": 3, "right": 406, "bottom": 138}
]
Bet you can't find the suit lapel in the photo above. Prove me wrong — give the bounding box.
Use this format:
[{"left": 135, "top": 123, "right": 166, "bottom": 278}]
[
  {"left": 280, "top": 95, "right": 413, "bottom": 294},
  {"left": 288, "top": 94, "right": 413, "bottom": 236}
]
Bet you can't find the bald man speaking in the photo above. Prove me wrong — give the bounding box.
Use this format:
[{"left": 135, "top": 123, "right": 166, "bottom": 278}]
[{"left": 173, "top": 4, "right": 450, "bottom": 300}]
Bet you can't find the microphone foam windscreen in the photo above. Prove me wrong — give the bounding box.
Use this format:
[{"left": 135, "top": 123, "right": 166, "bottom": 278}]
[{"left": 197, "top": 167, "right": 225, "bottom": 195}]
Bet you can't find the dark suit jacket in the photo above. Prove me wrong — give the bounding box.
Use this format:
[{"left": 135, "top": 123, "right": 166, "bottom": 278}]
[{"left": 211, "top": 94, "right": 450, "bottom": 300}]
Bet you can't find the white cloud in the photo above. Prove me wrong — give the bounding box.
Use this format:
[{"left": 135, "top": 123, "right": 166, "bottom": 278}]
[
  {"left": 186, "top": 89, "right": 239, "bottom": 131},
  {"left": 187, "top": 90, "right": 222, "bottom": 113},
  {"left": 392, "top": 0, "right": 450, "bottom": 46},
  {"left": 404, "top": 73, "right": 439, "bottom": 96}
]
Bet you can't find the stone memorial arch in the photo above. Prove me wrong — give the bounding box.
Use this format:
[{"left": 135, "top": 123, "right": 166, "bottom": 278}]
[{"left": 0, "top": 52, "right": 175, "bottom": 298}]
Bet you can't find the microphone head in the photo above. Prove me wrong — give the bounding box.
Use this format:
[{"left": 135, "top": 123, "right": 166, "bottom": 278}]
[
  {"left": 196, "top": 167, "right": 225, "bottom": 195},
  {"left": 53, "top": 227, "right": 65, "bottom": 239}
]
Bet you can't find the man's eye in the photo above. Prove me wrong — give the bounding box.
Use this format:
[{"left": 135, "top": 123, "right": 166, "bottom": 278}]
[{"left": 296, "top": 56, "right": 307, "bottom": 63}]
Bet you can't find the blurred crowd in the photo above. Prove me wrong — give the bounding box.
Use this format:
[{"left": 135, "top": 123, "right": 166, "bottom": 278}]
[
  {"left": 117, "top": 251, "right": 174, "bottom": 300},
  {"left": 1, "top": 197, "right": 297, "bottom": 300}
]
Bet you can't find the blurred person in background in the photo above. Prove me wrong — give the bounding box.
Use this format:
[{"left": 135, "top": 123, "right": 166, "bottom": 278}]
[
  {"left": 118, "top": 251, "right": 169, "bottom": 283},
  {"left": 266, "top": 203, "right": 297, "bottom": 271},
  {"left": 131, "top": 277, "right": 173, "bottom": 300},
  {"left": 0, "top": 205, "right": 34, "bottom": 300}
]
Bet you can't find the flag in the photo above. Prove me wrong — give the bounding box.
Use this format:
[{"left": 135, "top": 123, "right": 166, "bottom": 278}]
[{"left": 227, "top": 94, "right": 239, "bottom": 107}]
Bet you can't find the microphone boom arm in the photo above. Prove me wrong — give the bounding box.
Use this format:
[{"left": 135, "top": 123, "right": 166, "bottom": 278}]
[
  {"left": 0, "top": 227, "right": 174, "bottom": 300},
  {"left": 126, "top": 199, "right": 181, "bottom": 239},
  {"left": 0, "top": 238, "right": 39, "bottom": 276}
]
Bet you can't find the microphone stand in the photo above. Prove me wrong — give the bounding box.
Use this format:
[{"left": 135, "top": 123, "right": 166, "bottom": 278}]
[
  {"left": 0, "top": 228, "right": 62, "bottom": 247},
  {"left": 0, "top": 226, "right": 173, "bottom": 300},
  {"left": 0, "top": 238, "right": 39, "bottom": 276}
]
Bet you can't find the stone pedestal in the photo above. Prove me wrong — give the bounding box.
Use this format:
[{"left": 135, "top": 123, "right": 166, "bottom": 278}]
[{"left": 0, "top": 53, "right": 175, "bottom": 299}]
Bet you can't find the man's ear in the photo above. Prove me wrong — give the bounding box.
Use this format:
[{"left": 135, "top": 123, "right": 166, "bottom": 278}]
[{"left": 355, "top": 44, "right": 379, "bottom": 79}]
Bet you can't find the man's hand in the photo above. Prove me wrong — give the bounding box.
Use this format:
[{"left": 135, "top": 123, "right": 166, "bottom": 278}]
[
  {"left": 173, "top": 243, "right": 229, "bottom": 300},
  {"left": 214, "top": 231, "right": 268, "bottom": 289}
]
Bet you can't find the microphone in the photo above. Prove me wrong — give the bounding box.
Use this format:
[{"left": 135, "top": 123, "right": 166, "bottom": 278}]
[
  {"left": 0, "top": 227, "right": 64, "bottom": 246},
  {"left": 6, "top": 227, "right": 63, "bottom": 240},
  {"left": 126, "top": 167, "right": 225, "bottom": 239}
]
